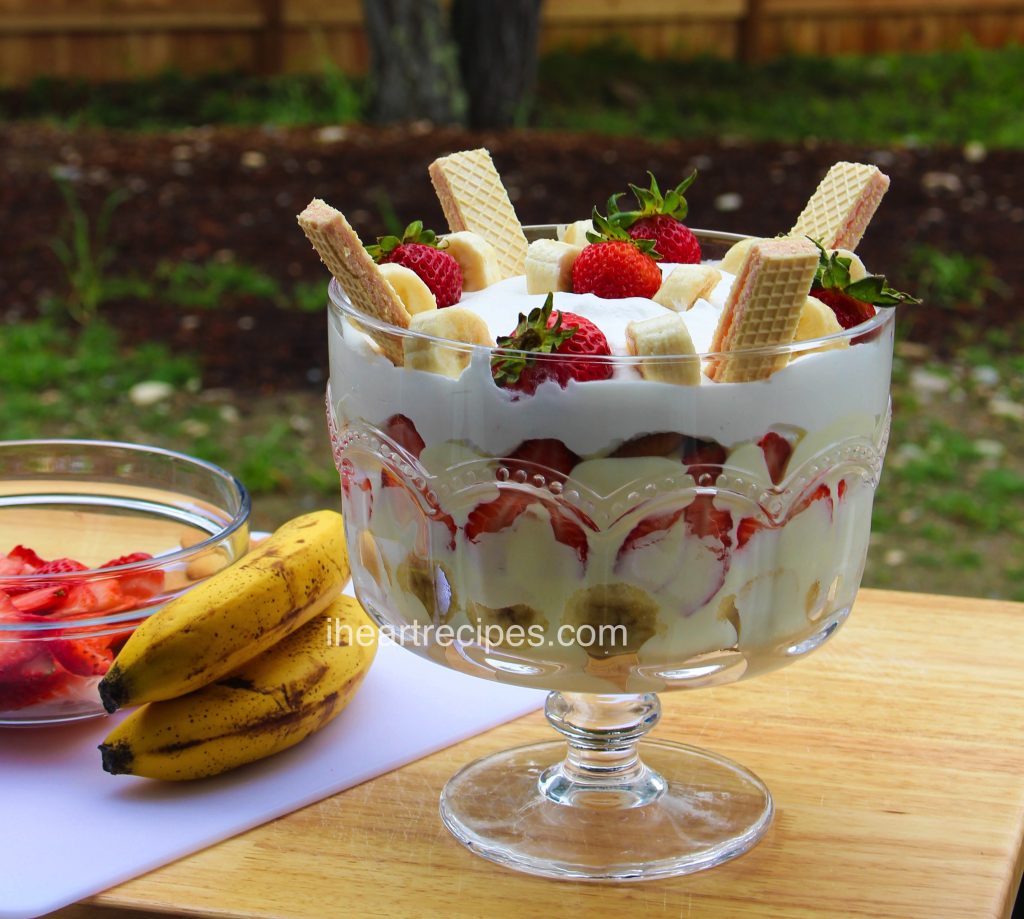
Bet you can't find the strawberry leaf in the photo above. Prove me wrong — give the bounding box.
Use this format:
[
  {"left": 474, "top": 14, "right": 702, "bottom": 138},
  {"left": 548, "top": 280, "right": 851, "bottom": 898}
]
[
  {"left": 586, "top": 206, "right": 661, "bottom": 258},
  {"left": 810, "top": 238, "right": 852, "bottom": 290},
  {"left": 608, "top": 171, "right": 697, "bottom": 228},
  {"left": 366, "top": 220, "right": 440, "bottom": 262},
  {"left": 491, "top": 293, "right": 577, "bottom": 386},
  {"left": 845, "top": 276, "right": 921, "bottom": 306},
  {"left": 810, "top": 237, "right": 920, "bottom": 306}
]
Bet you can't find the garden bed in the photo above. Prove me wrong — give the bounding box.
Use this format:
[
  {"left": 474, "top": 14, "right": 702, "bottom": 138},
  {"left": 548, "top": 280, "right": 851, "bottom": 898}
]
[{"left": 2, "top": 122, "right": 1019, "bottom": 391}]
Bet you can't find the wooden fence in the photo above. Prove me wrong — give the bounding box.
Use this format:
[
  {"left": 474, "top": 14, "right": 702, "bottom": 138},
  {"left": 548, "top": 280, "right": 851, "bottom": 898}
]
[{"left": 1, "top": 0, "right": 1023, "bottom": 87}]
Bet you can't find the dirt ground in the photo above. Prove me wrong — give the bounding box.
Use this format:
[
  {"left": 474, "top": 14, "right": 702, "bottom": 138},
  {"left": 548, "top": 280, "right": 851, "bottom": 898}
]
[{"left": 2, "top": 122, "right": 1020, "bottom": 391}]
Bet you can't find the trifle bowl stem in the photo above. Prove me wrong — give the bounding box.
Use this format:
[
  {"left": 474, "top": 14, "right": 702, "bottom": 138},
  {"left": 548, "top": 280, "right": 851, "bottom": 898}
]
[{"left": 439, "top": 690, "right": 773, "bottom": 880}]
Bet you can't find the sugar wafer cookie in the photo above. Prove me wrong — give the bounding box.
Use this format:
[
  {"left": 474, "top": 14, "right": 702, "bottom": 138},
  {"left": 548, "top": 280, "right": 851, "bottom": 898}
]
[
  {"left": 790, "top": 161, "right": 889, "bottom": 251},
  {"left": 428, "top": 148, "right": 529, "bottom": 279},
  {"left": 297, "top": 198, "right": 410, "bottom": 365},
  {"left": 707, "top": 238, "right": 818, "bottom": 383}
]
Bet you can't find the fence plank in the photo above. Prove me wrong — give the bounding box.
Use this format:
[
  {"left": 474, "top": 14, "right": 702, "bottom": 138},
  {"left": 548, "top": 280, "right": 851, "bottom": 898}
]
[{"left": 0, "top": 0, "right": 1022, "bottom": 88}]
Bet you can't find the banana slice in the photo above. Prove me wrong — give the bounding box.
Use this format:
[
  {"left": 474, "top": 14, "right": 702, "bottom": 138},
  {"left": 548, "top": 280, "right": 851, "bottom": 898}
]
[
  {"left": 441, "top": 231, "right": 502, "bottom": 291},
  {"left": 625, "top": 312, "right": 701, "bottom": 385},
  {"left": 525, "top": 239, "right": 584, "bottom": 294},
  {"left": 558, "top": 219, "right": 595, "bottom": 246},
  {"left": 720, "top": 236, "right": 762, "bottom": 274},
  {"left": 404, "top": 306, "right": 494, "bottom": 379},
  {"left": 835, "top": 247, "right": 868, "bottom": 282},
  {"left": 378, "top": 262, "right": 437, "bottom": 315},
  {"left": 654, "top": 264, "right": 721, "bottom": 312},
  {"left": 791, "top": 296, "right": 848, "bottom": 358}
]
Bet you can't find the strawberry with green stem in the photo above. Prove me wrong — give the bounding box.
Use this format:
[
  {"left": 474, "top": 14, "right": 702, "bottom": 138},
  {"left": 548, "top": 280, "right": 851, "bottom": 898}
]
[
  {"left": 572, "top": 208, "right": 663, "bottom": 300},
  {"left": 367, "top": 220, "right": 462, "bottom": 308},
  {"left": 810, "top": 239, "right": 919, "bottom": 332},
  {"left": 607, "top": 171, "right": 701, "bottom": 264},
  {"left": 492, "top": 292, "right": 613, "bottom": 395}
]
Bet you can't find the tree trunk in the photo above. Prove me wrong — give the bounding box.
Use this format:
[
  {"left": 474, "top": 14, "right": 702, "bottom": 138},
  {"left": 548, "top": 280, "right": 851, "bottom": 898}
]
[
  {"left": 361, "top": 0, "right": 466, "bottom": 125},
  {"left": 451, "top": 0, "right": 544, "bottom": 129}
]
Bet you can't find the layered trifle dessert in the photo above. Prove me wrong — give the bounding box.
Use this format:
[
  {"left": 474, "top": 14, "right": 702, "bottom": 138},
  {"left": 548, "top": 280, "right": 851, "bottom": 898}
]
[{"left": 302, "top": 152, "right": 911, "bottom": 693}]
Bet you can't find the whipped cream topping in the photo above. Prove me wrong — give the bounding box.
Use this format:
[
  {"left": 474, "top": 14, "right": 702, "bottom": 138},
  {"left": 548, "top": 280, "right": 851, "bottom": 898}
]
[{"left": 328, "top": 264, "right": 893, "bottom": 459}]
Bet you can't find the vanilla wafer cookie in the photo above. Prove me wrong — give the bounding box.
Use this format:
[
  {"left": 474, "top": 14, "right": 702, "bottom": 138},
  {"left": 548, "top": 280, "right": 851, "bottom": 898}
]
[
  {"left": 790, "top": 162, "right": 889, "bottom": 251},
  {"left": 707, "top": 238, "right": 819, "bottom": 383},
  {"left": 428, "top": 148, "right": 529, "bottom": 279},
  {"left": 297, "top": 199, "right": 410, "bottom": 365}
]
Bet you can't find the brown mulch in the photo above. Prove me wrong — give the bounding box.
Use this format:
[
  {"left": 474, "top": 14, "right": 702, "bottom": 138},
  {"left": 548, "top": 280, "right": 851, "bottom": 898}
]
[{"left": 2, "top": 122, "right": 1020, "bottom": 392}]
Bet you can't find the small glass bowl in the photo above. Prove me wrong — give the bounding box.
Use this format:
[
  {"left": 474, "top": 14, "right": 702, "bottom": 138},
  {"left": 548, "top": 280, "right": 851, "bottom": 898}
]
[{"left": 0, "top": 440, "right": 251, "bottom": 726}]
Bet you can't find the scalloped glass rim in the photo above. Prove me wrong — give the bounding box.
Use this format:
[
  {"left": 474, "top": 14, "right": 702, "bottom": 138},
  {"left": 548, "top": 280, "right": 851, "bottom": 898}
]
[
  {"left": 327, "top": 225, "right": 895, "bottom": 364},
  {"left": 0, "top": 438, "right": 251, "bottom": 633}
]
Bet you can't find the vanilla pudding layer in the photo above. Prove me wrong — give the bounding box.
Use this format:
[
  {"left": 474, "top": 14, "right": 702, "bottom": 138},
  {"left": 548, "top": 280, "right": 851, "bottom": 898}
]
[{"left": 328, "top": 262, "right": 894, "bottom": 694}]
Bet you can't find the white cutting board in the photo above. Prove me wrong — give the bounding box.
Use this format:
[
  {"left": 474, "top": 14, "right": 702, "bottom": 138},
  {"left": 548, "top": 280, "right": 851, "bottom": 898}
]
[{"left": 0, "top": 587, "right": 544, "bottom": 919}]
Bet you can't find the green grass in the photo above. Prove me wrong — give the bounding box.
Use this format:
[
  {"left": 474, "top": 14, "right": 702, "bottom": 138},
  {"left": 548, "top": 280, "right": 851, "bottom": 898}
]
[
  {"left": 866, "top": 344, "right": 1024, "bottom": 598},
  {"left": 535, "top": 41, "right": 1024, "bottom": 146},
  {"left": 5, "top": 43, "right": 1024, "bottom": 147}
]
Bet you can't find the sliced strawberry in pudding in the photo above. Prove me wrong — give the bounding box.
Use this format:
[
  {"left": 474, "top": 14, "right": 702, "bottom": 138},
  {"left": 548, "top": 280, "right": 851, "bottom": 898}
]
[
  {"left": 616, "top": 494, "right": 731, "bottom": 615},
  {"left": 507, "top": 438, "right": 581, "bottom": 479},
  {"left": 681, "top": 437, "right": 727, "bottom": 484},
  {"left": 382, "top": 413, "right": 426, "bottom": 460},
  {"left": 758, "top": 431, "right": 795, "bottom": 486},
  {"left": 610, "top": 432, "right": 684, "bottom": 459}
]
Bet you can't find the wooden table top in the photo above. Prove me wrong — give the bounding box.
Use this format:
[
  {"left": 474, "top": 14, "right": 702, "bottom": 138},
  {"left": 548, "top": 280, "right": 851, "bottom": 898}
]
[{"left": 53, "top": 588, "right": 1024, "bottom": 919}]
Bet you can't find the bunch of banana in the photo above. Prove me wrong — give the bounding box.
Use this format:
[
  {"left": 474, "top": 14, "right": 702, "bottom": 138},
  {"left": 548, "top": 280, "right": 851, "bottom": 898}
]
[{"left": 97, "top": 510, "right": 378, "bottom": 780}]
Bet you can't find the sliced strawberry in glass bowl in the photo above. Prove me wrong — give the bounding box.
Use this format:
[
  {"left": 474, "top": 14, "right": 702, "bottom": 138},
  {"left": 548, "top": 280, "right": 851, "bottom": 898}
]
[{"left": 0, "top": 439, "right": 251, "bottom": 726}]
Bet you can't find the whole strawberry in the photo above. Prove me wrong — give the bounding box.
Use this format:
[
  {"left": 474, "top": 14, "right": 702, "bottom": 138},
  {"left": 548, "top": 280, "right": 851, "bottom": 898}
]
[
  {"left": 367, "top": 221, "right": 462, "bottom": 308},
  {"left": 608, "top": 171, "right": 701, "bottom": 264},
  {"left": 492, "top": 293, "right": 612, "bottom": 395},
  {"left": 572, "top": 209, "right": 662, "bottom": 300},
  {"left": 810, "top": 240, "right": 919, "bottom": 331}
]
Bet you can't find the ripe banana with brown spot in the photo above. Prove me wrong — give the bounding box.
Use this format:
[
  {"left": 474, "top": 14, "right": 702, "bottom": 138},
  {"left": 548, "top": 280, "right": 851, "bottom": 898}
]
[
  {"left": 99, "top": 596, "right": 377, "bottom": 780},
  {"left": 99, "top": 510, "right": 349, "bottom": 713}
]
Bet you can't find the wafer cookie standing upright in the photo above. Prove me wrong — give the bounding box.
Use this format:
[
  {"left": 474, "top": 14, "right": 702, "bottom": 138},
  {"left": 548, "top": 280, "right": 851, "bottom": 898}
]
[
  {"left": 297, "top": 198, "right": 411, "bottom": 366},
  {"left": 707, "top": 238, "right": 819, "bottom": 383},
  {"left": 790, "top": 161, "right": 889, "bottom": 251},
  {"left": 428, "top": 148, "right": 529, "bottom": 279}
]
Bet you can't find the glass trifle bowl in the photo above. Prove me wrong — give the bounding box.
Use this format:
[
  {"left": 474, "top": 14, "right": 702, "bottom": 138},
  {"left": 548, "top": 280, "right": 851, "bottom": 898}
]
[{"left": 326, "top": 227, "right": 894, "bottom": 881}]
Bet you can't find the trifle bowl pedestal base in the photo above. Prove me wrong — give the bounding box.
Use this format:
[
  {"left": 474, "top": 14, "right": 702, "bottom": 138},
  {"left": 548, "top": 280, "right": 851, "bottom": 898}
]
[{"left": 439, "top": 691, "right": 772, "bottom": 881}]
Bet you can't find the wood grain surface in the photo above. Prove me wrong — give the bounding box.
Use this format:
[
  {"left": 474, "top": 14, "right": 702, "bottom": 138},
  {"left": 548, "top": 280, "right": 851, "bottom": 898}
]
[{"left": 49, "top": 589, "right": 1024, "bottom": 919}]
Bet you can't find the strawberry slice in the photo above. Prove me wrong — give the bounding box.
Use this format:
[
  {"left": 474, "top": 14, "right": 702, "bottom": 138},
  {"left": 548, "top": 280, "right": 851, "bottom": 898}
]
[
  {"left": 0, "top": 649, "right": 69, "bottom": 710},
  {"left": 611, "top": 432, "right": 684, "bottom": 459},
  {"left": 617, "top": 508, "right": 686, "bottom": 559},
  {"left": 0, "top": 556, "right": 28, "bottom": 577},
  {"left": 465, "top": 492, "right": 533, "bottom": 542},
  {"left": 100, "top": 553, "right": 164, "bottom": 601},
  {"left": 683, "top": 495, "right": 733, "bottom": 550},
  {"left": 793, "top": 483, "right": 834, "bottom": 519},
  {"left": 812, "top": 287, "right": 875, "bottom": 331},
  {"left": 38, "top": 557, "right": 89, "bottom": 575},
  {"left": 382, "top": 414, "right": 426, "bottom": 460},
  {"left": 681, "top": 437, "right": 727, "bottom": 483},
  {"left": 6, "top": 545, "right": 45, "bottom": 571},
  {"left": 758, "top": 431, "right": 795, "bottom": 486},
  {"left": 507, "top": 439, "right": 580, "bottom": 478},
  {"left": 49, "top": 579, "right": 134, "bottom": 617},
  {"left": 548, "top": 507, "right": 590, "bottom": 564},
  {"left": 736, "top": 517, "right": 767, "bottom": 548},
  {"left": 51, "top": 636, "right": 116, "bottom": 677},
  {"left": 11, "top": 586, "right": 68, "bottom": 614}
]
